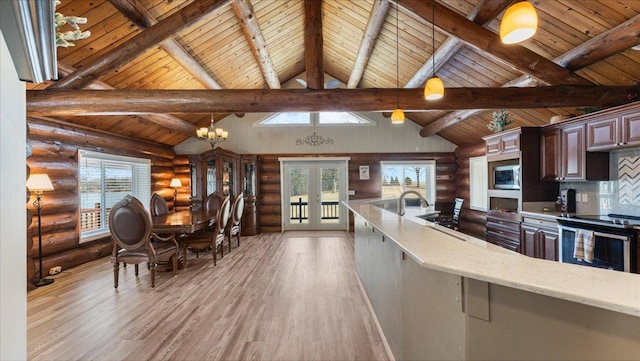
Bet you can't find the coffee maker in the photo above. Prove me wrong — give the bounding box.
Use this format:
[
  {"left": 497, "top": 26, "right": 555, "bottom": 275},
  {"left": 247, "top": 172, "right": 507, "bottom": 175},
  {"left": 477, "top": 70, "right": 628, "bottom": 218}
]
[{"left": 560, "top": 189, "right": 576, "bottom": 213}]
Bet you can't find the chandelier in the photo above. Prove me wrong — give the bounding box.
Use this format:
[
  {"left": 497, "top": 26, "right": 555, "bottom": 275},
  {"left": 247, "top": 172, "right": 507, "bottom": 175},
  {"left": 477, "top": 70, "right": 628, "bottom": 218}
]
[{"left": 196, "top": 114, "right": 228, "bottom": 148}]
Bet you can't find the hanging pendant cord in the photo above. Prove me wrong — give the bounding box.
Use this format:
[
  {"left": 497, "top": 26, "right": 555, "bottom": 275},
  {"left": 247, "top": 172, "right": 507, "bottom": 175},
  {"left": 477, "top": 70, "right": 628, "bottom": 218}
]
[
  {"left": 432, "top": 0, "right": 436, "bottom": 77},
  {"left": 396, "top": 3, "right": 400, "bottom": 108}
]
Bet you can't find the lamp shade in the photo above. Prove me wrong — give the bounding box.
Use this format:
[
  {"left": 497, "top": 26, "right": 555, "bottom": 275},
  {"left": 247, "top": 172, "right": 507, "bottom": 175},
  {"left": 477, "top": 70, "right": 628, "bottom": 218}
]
[
  {"left": 391, "top": 108, "right": 405, "bottom": 124},
  {"left": 170, "top": 178, "right": 182, "bottom": 188},
  {"left": 26, "top": 174, "right": 54, "bottom": 192},
  {"left": 424, "top": 77, "right": 444, "bottom": 100},
  {"left": 500, "top": 1, "right": 538, "bottom": 44}
]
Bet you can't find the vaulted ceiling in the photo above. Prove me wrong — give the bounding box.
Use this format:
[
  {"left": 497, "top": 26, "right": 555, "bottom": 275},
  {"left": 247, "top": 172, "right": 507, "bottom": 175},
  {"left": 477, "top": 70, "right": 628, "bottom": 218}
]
[{"left": 27, "top": 0, "right": 640, "bottom": 147}]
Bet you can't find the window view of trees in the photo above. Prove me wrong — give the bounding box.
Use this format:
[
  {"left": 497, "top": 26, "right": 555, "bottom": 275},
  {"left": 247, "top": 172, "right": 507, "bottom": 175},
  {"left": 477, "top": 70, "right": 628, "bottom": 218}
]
[{"left": 381, "top": 162, "right": 436, "bottom": 205}]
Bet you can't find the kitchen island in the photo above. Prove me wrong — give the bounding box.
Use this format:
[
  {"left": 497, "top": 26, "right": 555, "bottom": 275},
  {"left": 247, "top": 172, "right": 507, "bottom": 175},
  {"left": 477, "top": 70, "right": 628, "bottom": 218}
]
[{"left": 345, "top": 198, "right": 640, "bottom": 361}]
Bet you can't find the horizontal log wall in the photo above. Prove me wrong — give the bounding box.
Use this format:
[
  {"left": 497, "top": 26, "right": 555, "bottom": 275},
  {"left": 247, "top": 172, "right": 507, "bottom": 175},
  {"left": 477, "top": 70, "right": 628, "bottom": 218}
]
[
  {"left": 257, "top": 153, "right": 457, "bottom": 232},
  {"left": 26, "top": 117, "right": 175, "bottom": 284},
  {"left": 455, "top": 143, "right": 487, "bottom": 238}
]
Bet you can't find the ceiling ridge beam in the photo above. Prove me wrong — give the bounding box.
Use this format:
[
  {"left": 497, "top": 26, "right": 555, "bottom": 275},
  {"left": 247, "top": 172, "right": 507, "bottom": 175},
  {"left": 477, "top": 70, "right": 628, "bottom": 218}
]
[
  {"left": 419, "top": 13, "right": 640, "bottom": 137},
  {"left": 108, "top": 0, "right": 223, "bottom": 90},
  {"left": 27, "top": 86, "right": 639, "bottom": 115},
  {"left": 347, "top": 0, "right": 391, "bottom": 89},
  {"left": 231, "top": 0, "right": 280, "bottom": 89},
  {"left": 50, "top": 0, "right": 232, "bottom": 90},
  {"left": 398, "top": 0, "right": 592, "bottom": 87},
  {"left": 404, "top": 0, "right": 511, "bottom": 88},
  {"left": 304, "top": 0, "right": 324, "bottom": 89}
]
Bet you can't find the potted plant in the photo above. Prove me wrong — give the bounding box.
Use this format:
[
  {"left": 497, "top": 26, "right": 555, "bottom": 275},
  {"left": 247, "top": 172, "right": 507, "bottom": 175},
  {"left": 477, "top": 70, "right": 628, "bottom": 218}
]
[{"left": 487, "top": 109, "right": 513, "bottom": 133}]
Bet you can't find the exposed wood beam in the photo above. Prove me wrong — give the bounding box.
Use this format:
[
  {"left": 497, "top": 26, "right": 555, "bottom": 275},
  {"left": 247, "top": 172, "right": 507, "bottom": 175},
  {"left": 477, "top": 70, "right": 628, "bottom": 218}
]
[
  {"left": 50, "top": 0, "right": 231, "bottom": 90},
  {"left": 27, "top": 87, "right": 639, "bottom": 115},
  {"left": 397, "top": 0, "right": 592, "bottom": 86},
  {"left": 55, "top": 62, "right": 198, "bottom": 135},
  {"left": 347, "top": 0, "right": 391, "bottom": 89},
  {"left": 420, "top": 13, "right": 640, "bottom": 137},
  {"left": 404, "top": 0, "right": 511, "bottom": 88},
  {"left": 304, "top": 0, "right": 324, "bottom": 89},
  {"left": 231, "top": 0, "right": 281, "bottom": 89},
  {"left": 108, "top": 0, "right": 223, "bottom": 90}
]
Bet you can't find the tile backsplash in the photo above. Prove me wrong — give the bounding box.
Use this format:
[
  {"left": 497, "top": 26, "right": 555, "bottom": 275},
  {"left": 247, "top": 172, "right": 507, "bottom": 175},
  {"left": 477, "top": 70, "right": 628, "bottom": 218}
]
[{"left": 562, "top": 147, "right": 640, "bottom": 217}]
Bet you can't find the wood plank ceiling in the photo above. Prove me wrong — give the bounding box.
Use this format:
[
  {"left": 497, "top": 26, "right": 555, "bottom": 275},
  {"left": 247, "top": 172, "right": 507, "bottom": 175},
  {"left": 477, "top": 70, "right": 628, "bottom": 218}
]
[{"left": 27, "top": 0, "right": 640, "bottom": 147}]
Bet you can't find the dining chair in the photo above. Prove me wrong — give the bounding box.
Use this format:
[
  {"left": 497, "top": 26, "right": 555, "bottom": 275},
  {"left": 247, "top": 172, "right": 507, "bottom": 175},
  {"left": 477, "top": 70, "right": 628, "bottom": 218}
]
[
  {"left": 438, "top": 198, "right": 464, "bottom": 230},
  {"left": 150, "top": 193, "right": 170, "bottom": 217},
  {"left": 228, "top": 193, "right": 245, "bottom": 252},
  {"left": 109, "top": 195, "right": 179, "bottom": 288},
  {"left": 203, "top": 192, "right": 224, "bottom": 228},
  {"left": 181, "top": 196, "right": 231, "bottom": 267}
]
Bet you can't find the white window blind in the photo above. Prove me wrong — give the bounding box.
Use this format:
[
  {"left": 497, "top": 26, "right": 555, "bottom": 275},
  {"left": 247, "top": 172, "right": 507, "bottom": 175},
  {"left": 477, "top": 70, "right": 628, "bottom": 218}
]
[
  {"left": 469, "top": 156, "right": 488, "bottom": 211},
  {"left": 78, "top": 150, "right": 151, "bottom": 242}
]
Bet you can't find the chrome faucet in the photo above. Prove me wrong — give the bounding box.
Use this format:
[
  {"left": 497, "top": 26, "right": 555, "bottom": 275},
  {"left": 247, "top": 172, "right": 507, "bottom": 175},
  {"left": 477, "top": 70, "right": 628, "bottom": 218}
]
[{"left": 397, "top": 190, "right": 429, "bottom": 216}]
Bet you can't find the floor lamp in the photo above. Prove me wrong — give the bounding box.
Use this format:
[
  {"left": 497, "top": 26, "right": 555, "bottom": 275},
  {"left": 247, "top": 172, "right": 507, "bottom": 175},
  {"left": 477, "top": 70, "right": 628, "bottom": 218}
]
[
  {"left": 26, "top": 173, "right": 55, "bottom": 287},
  {"left": 170, "top": 178, "right": 182, "bottom": 210}
]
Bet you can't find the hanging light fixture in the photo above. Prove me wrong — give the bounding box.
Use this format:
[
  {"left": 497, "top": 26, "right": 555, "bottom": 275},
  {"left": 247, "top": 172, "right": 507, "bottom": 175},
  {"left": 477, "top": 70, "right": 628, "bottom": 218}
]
[
  {"left": 424, "top": 0, "right": 444, "bottom": 101},
  {"left": 196, "top": 114, "right": 228, "bottom": 148},
  {"left": 392, "top": 3, "right": 405, "bottom": 124},
  {"left": 500, "top": 1, "right": 538, "bottom": 44}
]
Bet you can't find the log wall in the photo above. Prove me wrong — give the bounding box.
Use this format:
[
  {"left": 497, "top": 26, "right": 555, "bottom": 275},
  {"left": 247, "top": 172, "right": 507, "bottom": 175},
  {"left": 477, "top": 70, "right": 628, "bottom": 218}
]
[
  {"left": 257, "top": 152, "right": 457, "bottom": 232},
  {"left": 26, "top": 117, "right": 176, "bottom": 283},
  {"left": 455, "top": 143, "right": 487, "bottom": 238}
]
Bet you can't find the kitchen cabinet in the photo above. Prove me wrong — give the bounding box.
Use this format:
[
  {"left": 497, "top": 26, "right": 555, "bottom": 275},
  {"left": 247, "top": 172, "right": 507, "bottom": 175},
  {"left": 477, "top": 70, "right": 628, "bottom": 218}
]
[
  {"left": 586, "top": 111, "right": 640, "bottom": 151},
  {"left": 520, "top": 214, "right": 558, "bottom": 261},
  {"left": 485, "top": 210, "right": 521, "bottom": 252},
  {"left": 541, "top": 124, "right": 609, "bottom": 181},
  {"left": 484, "top": 130, "right": 520, "bottom": 157}
]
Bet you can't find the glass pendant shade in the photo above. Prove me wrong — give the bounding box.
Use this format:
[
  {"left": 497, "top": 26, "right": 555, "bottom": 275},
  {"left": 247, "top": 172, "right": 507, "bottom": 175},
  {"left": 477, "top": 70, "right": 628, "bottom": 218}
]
[
  {"left": 391, "top": 108, "right": 405, "bottom": 124},
  {"left": 424, "top": 76, "right": 444, "bottom": 100},
  {"left": 500, "top": 1, "right": 538, "bottom": 44}
]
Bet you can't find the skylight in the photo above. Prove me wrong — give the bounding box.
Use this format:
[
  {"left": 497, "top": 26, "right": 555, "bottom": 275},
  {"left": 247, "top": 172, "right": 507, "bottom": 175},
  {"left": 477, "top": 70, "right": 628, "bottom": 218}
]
[{"left": 256, "top": 112, "right": 374, "bottom": 126}]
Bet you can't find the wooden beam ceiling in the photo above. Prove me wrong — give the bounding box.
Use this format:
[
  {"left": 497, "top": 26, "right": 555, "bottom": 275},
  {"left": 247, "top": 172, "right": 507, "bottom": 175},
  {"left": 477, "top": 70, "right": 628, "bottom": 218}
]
[
  {"left": 347, "top": 0, "right": 390, "bottom": 89},
  {"left": 304, "top": 0, "right": 324, "bottom": 89},
  {"left": 50, "top": 0, "right": 232, "bottom": 90},
  {"left": 231, "top": 0, "right": 281, "bottom": 89},
  {"left": 108, "top": 0, "right": 223, "bottom": 90},
  {"left": 420, "top": 13, "right": 640, "bottom": 137},
  {"left": 27, "top": 86, "right": 639, "bottom": 115}
]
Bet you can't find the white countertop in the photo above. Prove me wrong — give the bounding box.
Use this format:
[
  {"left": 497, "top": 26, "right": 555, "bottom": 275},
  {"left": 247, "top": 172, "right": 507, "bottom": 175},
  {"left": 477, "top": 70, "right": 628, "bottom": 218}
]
[{"left": 345, "top": 198, "right": 640, "bottom": 317}]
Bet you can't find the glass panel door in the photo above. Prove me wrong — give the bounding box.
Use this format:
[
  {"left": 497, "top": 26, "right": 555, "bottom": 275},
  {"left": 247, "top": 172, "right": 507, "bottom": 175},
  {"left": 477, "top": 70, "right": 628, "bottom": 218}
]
[{"left": 283, "top": 163, "right": 312, "bottom": 228}]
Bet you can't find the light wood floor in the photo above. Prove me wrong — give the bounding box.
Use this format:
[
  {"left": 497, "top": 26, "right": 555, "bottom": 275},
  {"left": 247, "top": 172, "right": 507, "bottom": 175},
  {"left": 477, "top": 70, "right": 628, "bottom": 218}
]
[{"left": 28, "top": 231, "right": 389, "bottom": 361}]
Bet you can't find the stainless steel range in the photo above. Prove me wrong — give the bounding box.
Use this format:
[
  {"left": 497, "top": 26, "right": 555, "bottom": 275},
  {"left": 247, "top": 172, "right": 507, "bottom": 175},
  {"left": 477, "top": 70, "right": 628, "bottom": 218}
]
[{"left": 557, "top": 214, "right": 640, "bottom": 272}]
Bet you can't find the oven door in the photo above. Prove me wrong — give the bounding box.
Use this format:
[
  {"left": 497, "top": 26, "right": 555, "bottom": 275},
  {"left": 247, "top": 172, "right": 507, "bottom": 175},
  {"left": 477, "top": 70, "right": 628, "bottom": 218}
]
[{"left": 558, "top": 225, "right": 631, "bottom": 272}]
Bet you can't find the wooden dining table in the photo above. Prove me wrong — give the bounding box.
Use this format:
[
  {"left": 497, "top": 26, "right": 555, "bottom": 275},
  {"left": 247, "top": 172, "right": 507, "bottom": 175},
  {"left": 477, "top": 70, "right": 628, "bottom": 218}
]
[{"left": 151, "top": 209, "right": 213, "bottom": 235}]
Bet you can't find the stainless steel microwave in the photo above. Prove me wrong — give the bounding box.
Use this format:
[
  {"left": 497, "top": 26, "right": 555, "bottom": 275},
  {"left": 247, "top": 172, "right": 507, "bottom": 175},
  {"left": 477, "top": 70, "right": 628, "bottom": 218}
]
[{"left": 493, "top": 164, "right": 520, "bottom": 190}]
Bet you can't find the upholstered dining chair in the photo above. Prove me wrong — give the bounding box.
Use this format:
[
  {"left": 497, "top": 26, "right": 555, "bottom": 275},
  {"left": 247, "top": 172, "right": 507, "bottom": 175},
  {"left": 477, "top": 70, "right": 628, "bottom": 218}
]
[
  {"left": 109, "top": 195, "right": 179, "bottom": 288},
  {"left": 150, "top": 193, "right": 170, "bottom": 217},
  {"left": 228, "top": 193, "right": 245, "bottom": 252},
  {"left": 203, "top": 192, "right": 224, "bottom": 228},
  {"left": 181, "top": 196, "right": 231, "bottom": 267}
]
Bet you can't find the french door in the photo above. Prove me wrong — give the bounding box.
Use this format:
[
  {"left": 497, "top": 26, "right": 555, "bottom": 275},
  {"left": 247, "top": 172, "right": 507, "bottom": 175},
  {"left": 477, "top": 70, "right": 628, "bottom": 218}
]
[{"left": 281, "top": 159, "right": 348, "bottom": 231}]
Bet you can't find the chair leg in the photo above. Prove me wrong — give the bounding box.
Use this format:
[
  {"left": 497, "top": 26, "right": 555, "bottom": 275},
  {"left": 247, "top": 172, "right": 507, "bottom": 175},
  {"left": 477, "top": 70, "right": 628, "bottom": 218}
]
[
  {"left": 172, "top": 255, "right": 178, "bottom": 276},
  {"left": 228, "top": 236, "right": 232, "bottom": 253},
  {"left": 182, "top": 243, "right": 188, "bottom": 268},
  {"left": 213, "top": 246, "right": 217, "bottom": 266},
  {"left": 236, "top": 233, "right": 241, "bottom": 248},
  {"left": 135, "top": 264, "right": 139, "bottom": 276},
  {"left": 221, "top": 240, "right": 224, "bottom": 258},
  {"left": 150, "top": 263, "right": 156, "bottom": 288},
  {"left": 113, "top": 262, "right": 119, "bottom": 288}
]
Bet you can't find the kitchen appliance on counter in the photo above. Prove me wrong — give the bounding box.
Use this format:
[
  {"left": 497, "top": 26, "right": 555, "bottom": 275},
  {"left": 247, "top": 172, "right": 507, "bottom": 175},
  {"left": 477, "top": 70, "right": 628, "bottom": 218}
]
[
  {"left": 560, "top": 189, "right": 576, "bottom": 213},
  {"left": 557, "top": 214, "right": 640, "bottom": 272}
]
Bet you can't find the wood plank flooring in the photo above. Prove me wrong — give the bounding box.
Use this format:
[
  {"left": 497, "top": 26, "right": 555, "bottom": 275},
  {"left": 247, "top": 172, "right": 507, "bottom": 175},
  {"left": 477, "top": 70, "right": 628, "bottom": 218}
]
[{"left": 27, "top": 231, "right": 389, "bottom": 361}]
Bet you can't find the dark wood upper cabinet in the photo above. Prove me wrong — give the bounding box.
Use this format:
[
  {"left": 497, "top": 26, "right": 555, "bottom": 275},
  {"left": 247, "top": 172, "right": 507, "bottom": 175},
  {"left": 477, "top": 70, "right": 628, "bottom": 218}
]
[
  {"left": 586, "top": 108, "right": 640, "bottom": 151},
  {"left": 560, "top": 124, "right": 586, "bottom": 181},
  {"left": 540, "top": 128, "right": 560, "bottom": 181},
  {"left": 621, "top": 111, "right": 640, "bottom": 148},
  {"left": 485, "top": 131, "right": 520, "bottom": 156}
]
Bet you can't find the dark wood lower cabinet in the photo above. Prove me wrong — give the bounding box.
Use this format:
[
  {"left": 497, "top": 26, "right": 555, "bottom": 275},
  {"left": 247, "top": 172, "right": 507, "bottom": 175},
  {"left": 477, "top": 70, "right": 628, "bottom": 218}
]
[
  {"left": 520, "top": 223, "right": 559, "bottom": 261},
  {"left": 486, "top": 210, "right": 521, "bottom": 252}
]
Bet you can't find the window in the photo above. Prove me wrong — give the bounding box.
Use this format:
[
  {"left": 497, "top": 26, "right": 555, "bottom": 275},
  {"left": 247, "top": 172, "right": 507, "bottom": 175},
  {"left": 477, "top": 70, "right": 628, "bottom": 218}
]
[
  {"left": 469, "top": 156, "right": 488, "bottom": 211},
  {"left": 255, "top": 112, "right": 374, "bottom": 126},
  {"left": 381, "top": 161, "right": 436, "bottom": 207},
  {"left": 79, "top": 150, "right": 151, "bottom": 242}
]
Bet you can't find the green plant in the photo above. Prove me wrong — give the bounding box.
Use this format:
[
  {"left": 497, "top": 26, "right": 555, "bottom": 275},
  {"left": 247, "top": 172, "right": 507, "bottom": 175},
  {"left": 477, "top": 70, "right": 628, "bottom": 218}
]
[
  {"left": 55, "top": 1, "right": 91, "bottom": 48},
  {"left": 487, "top": 109, "right": 513, "bottom": 133}
]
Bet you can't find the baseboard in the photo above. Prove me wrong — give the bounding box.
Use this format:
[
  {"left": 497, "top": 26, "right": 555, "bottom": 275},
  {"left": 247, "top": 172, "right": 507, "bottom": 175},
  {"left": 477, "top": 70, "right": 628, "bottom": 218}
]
[{"left": 354, "top": 269, "right": 395, "bottom": 361}]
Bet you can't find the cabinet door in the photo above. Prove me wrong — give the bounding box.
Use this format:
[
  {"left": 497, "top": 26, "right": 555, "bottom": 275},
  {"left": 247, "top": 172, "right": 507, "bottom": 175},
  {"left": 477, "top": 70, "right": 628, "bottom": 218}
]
[
  {"left": 485, "top": 137, "right": 501, "bottom": 155},
  {"left": 540, "top": 129, "right": 560, "bottom": 181},
  {"left": 539, "top": 228, "right": 559, "bottom": 261},
  {"left": 500, "top": 131, "right": 520, "bottom": 154},
  {"left": 621, "top": 111, "right": 640, "bottom": 148},
  {"left": 560, "top": 124, "right": 586, "bottom": 181},
  {"left": 587, "top": 117, "right": 618, "bottom": 151},
  {"left": 520, "top": 224, "right": 538, "bottom": 258}
]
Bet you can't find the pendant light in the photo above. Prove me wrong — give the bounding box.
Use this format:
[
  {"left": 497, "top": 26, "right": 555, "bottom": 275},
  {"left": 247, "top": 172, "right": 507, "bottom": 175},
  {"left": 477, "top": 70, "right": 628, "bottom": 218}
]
[
  {"left": 500, "top": 1, "right": 538, "bottom": 44},
  {"left": 424, "top": 0, "right": 444, "bottom": 101},
  {"left": 392, "top": 3, "right": 405, "bottom": 124}
]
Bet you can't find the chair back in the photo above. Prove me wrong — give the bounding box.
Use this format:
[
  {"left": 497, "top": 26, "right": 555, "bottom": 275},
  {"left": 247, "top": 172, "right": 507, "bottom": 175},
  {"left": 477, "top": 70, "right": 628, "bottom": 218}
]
[
  {"left": 216, "top": 196, "right": 231, "bottom": 236},
  {"left": 452, "top": 198, "right": 464, "bottom": 222},
  {"left": 204, "top": 193, "right": 224, "bottom": 220},
  {"left": 150, "top": 193, "right": 169, "bottom": 217},
  {"left": 231, "top": 193, "right": 245, "bottom": 227},
  {"left": 109, "top": 195, "right": 152, "bottom": 250}
]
